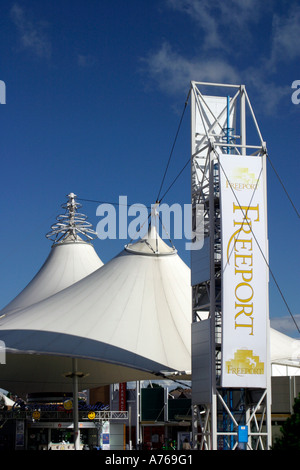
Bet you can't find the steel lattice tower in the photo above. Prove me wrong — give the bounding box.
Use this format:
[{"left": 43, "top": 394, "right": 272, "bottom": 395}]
[{"left": 190, "top": 82, "right": 272, "bottom": 450}]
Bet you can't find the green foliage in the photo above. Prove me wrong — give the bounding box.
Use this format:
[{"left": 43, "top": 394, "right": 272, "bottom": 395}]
[{"left": 272, "top": 394, "right": 300, "bottom": 450}]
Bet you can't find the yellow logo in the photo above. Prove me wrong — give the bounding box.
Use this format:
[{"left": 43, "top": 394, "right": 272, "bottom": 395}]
[
  {"left": 226, "top": 167, "right": 259, "bottom": 191},
  {"left": 63, "top": 399, "right": 73, "bottom": 411},
  {"left": 32, "top": 410, "right": 41, "bottom": 420},
  {"left": 226, "top": 349, "right": 264, "bottom": 376},
  {"left": 88, "top": 411, "right": 96, "bottom": 420}
]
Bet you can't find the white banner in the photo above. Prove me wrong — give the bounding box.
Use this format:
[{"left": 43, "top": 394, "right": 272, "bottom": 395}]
[{"left": 219, "top": 154, "right": 268, "bottom": 388}]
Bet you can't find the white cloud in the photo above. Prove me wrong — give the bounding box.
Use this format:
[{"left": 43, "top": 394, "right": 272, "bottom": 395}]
[
  {"left": 270, "top": 5, "right": 300, "bottom": 66},
  {"left": 271, "top": 314, "right": 300, "bottom": 339},
  {"left": 142, "top": 42, "right": 289, "bottom": 116},
  {"left": 244, "top": 67, "right": 290, "bottom": 115},
  {"left": 77, "top": 54, "right": 97, "bottom": 68},
  {"left": 166, "top": 0, "right": 223, "bottom": 51},
  {"left": 141, "top": 0, "right": 253, "bottom": 96},
  {"left": 166, "top": 0, "right": 264, "bottom": 51},
  {"left": 10, "top": 3, "right": 52, "bottom": 59},
  {"left": 142, "top": 1, "right": 297, "bottom": 114},
  {"left": 142, "top": 42, "right": 239, "bottom": 95}
]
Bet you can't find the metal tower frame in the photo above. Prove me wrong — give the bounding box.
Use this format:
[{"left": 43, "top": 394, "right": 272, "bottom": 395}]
[
  {"left": 46, "top": 192, "right": 97, "bottom": 244},
  {"left": 190, "top": 81, "right": 272, "bottom": 450}
]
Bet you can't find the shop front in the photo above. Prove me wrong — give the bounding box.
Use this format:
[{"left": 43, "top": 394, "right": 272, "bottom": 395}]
[{"left": 27, "top": 421, "right": 100, "bottom": 450}]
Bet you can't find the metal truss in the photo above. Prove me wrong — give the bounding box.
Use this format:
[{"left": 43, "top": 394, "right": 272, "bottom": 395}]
[
  {"left": 46, "top": 192, "right": 97, "bottom": 244},
  {"left": 196, "top": 389, "right": 270, "bottom": 450},
  {"left": 0, "top": 409, "right": 128, "bottom": 424},
  {"left": 190, "top": 81, "right": 272, "bottom": 450}
]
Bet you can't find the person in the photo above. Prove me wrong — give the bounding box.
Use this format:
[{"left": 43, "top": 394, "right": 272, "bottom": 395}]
[{"left": 182, "top": 438, "right": 191, "bottom": 450}]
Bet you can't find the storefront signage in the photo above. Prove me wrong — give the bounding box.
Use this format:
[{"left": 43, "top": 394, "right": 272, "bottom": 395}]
[
  {"left": 119, "top": 383, "right": 127, "bottom": 411},
  {"left": 29, "top": 421, "right": 96, "bottom": 429},
  {"left": 12, "top": 401, "right": 109, "bottom": 412}
]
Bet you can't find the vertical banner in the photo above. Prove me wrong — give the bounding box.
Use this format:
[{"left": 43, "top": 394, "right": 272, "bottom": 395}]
[
  {"left": 119, "top": 382, "right": 127, "bottom": 411},
  {"left": 220, "top": 154, "right": 268, "bottom": 388},
  {"left": 15, "top": 421, "right": 25, "bottom": 448},
  {"left": 102, "top": 421, "right": 110, "bottom": 450}
]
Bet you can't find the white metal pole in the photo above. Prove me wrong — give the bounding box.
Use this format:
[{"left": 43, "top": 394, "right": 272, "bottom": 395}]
[
  {"left": 129, "top": 405, "right": 132, "bottom": 450},
  {"left": 136, "top": 381, "right": 141, "bottom": 449},
  {"left": 240, "top": 85, "right": 246, "bottom": 155},
  {"left": 72, "top": 358, "right": 80, "bottom": 450},
  {"left": 190, "top": 86, "right": 200, "bottom": 451},
  {"left": 263, "top": 150, "right": 272, "bottom": 449},
  {"left": 209, "top": 148, "right": 217, "bottom": 450}
]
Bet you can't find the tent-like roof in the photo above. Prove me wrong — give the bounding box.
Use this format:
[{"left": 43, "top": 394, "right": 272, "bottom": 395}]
[
  {"left": 270, "top": 328, "right": 300, "bottom": 372},
  {"left": 0, "top": 391, "right": 15, "bottom": 408},
  {"left": 0, "top": 223, "right": 192, "bottom": 395},
  {"left": 0, "top": 205, "right": 298, "bottom": 396},
  {"left": 0, "top": 193, "right": 103, "bottom": 315}
]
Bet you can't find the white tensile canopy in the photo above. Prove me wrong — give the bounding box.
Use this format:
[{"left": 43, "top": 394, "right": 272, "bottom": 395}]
[
  {"left": 0, "top": 390, "right": 15, "bottom": 408},
  {"left": 0, "top": 238, "right": 103, "bottom": 316},
  {"left": 0, "top": 224, "right": 192, "bottom": 396},
  {"left": 0, "top": 200, "right": 298, "bottom": 397},
  {"left": 270, "top": 328, "right": 300, "bottom": 376},
  {"left": 0, "top": 193, "right": 103, "bottom": 315}
]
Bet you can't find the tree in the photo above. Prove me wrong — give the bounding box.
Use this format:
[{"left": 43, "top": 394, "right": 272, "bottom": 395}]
[{"left": 272, "top": 394, "right": 300, "bottom": 450}]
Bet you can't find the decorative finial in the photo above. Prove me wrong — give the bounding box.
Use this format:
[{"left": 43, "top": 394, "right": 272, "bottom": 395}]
[{"left": 46, "top": 193, "right": 97, "bottom": 244}]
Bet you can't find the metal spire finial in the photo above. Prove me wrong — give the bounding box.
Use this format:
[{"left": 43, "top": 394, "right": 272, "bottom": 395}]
[{"left": 46, "top": 193, "right": 97, "bottom": 244}]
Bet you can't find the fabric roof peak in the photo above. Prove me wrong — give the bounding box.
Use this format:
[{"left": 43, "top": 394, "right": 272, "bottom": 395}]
[
  {"left": 0, "top": 193, "right": 103, "bottom": 315},
  {"left": 125, "top": 202, "right": 177, "bottom": 256},
  {"left": 46, "top": 192, "right": 97, "bottom": 245}
]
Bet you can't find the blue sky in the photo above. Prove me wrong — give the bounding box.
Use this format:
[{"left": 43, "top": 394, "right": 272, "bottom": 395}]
[{"left": 0, "top": 0, "right": 299, "bottom": 337}]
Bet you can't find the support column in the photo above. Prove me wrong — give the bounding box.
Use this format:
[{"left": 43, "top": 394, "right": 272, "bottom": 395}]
[
  {"left": 72, "top": 358, "right": 80, "bottom": 450},
  {"left": 209, "top": 148, "right": 217, "bottom": 450},
  {"left": 136, "top": 381, "right": 142, "bottom": 449},
  {"left": 240, "top": 85, "right": 246, "bottom": 155}
]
